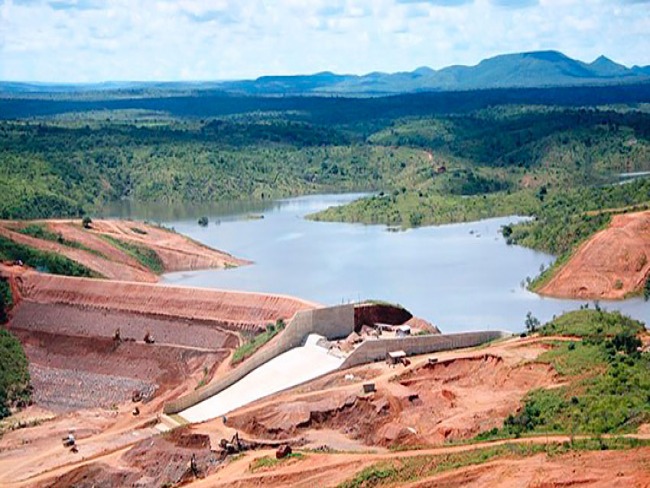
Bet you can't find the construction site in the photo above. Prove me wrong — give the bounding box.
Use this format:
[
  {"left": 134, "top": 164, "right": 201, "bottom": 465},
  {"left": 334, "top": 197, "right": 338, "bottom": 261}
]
[{"left": 1, "top": 219, "right": 649, "bottom": 487}]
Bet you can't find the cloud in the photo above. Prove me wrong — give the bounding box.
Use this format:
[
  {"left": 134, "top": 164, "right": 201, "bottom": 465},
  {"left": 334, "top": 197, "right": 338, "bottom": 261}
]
[
  {"left": 48, "top": 0, "right": 103, "bottom": 10},
  {"left": 490, "top": 0, "right": 538, "bottom": 7},
  {"left": 183, "top": 9, "right": 238, "bottom": 24},
  {"left": 395, "top": 0, "right": 471, "bottom": 5},
  {"left": 0, "top": 0, "right": 648, "bottom": 81}
]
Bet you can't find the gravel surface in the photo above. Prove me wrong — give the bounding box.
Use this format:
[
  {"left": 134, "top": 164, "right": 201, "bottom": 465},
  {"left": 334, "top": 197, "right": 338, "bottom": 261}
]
[
  {"left": 11, "top": 302, "right": 238, "bottom": 350},
  {"left": 30, "top": 364, "right": 156, "bottom": 412}
]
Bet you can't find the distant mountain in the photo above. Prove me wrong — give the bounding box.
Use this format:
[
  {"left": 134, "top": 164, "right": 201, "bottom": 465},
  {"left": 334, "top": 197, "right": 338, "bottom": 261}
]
[
  {"left": 1, "top": 51, "right": 649, "bottom": 97},
  {"left": 299, "top": 51, "right": 650, "bottom": 95}
]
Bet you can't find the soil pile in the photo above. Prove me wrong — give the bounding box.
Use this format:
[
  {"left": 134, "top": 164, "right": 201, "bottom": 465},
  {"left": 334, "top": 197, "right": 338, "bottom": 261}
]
[
  {"left": 227, "top": 354, "right": 557, "bottom": 447},
  {"left": 45, "top": 428, "right": 221, "bottom": 488},
  {"left": 538, "top": 210, "right": 650, "bottom": 299}
]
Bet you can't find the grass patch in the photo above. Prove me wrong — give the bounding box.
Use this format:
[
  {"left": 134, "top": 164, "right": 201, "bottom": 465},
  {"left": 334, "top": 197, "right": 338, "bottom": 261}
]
[
  {"left": 231, "top": 319, "right": 286, "bottom": 365},
  {"left": 360, "top": 299, "right": 406, "bottom": 309},
  {"left": 102, "top": 235, "right": 164, "bottom": 274},
  {"left": 16, "top": 223, "right": 106, "bottom": 257},
  {"left": 338, "top": 438, "right": 650, "bottom": 487},
  {"left": 537, "top": 340, "right": 606, "bottom": 377},
  {"left": 250, "top": 452, "right": 305, "bottom": 472},
  {"left": 540, "top": 309, "right": 645, "bottom": 338},
  {"left": 474, "top": 310, "right": 650, "bottom": 441},
  {"left": 194, "top": 366, "right": 210, "bottom": 390},
  {"left": 0, "top": 235, "right": 98, "bottom": 278}
]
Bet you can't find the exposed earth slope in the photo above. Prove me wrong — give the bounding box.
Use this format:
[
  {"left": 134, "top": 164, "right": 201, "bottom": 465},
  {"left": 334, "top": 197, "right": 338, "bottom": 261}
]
[
  {"left": 537, "top": 210, "right": 650, "bottom": 299},
  {"left": 0, "top": 219, "right": 248, "bottom": 282}
]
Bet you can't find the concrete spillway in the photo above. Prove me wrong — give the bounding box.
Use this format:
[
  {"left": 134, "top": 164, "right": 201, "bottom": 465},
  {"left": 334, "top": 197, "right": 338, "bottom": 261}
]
[{"left": 179, "top": 334, "right": 344, "bottom": 423}]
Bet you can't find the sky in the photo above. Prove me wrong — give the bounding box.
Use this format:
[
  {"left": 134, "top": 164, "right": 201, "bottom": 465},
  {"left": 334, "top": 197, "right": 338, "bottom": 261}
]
[{"left": 0, "top": 0, "right": 649, "bottom": 82}]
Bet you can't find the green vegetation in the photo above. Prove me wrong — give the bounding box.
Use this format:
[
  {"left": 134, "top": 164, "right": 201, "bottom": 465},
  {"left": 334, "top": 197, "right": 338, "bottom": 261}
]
[
  {"left": 507, "top": 177, "right": 650, "bottom": 256},
  {"left": 102, "top": 235, "right": 164, "bottom": 274},
  {"left": 338, "top": 438, "right": 650, "bottom": 487},
  {"left": 540, "top": 309, "right": 644, "bottom": 338},
  {"left": 1, "top": 95, "right": 649, "bottom": 300},
  {"left": 0, "top": 235, "right": 97, "bottom": 277},
  {"left": 0, "top": 118, "right": 425, "bottom": 220},
  {"left": 250, "top": 452, "right": 305, "bottom": 471},
  {"left": 0, "top": 279, "right": 11, "bottom": 324},
  {"left": 231, "top": 319, "right": 286, "bottom": 366},
  {"left": 0, "top": 329, "right": 31, "bottom": 419},
  {"left": 16, "top": 223, "right": 103, "bottom": 256},
  {"left": 476, "top": 310, "right": 649, "bottom": 440},
  {"left": 311, "top": 190, "right": 540, "bottom": 228},
  {"left": 309, "top": 107, "right": 650, "bottom": 280}
]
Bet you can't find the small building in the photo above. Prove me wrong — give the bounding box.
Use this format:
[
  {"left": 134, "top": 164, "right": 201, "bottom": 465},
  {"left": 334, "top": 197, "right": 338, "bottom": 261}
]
[
  {"left": 386, "top": 350, "right": 407, "bottom": 365},
  {"left": 396, "top": 325, "right": 411, "bottom": 337},
  {"left": 362, "top": 383, "right": 376, "bottom": 393}
]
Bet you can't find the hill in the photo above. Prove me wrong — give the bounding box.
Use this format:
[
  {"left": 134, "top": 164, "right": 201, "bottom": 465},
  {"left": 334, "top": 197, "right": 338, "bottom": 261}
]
[{"left": 1, "top": 51, "right": 648, "bottom": 98}]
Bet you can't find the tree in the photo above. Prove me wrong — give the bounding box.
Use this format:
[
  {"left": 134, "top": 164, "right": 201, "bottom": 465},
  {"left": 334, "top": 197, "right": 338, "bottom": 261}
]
[
  {"left": 198, "top": 216, "right": 209, "bottom": 227},
  {"left": 525, "top": 311, "right": 541, "bottom": 333}
]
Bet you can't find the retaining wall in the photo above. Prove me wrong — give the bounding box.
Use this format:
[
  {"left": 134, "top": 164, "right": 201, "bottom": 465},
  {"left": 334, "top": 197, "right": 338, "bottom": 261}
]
[
  {"left": 340, "top": 330, "right": 508, "bottom": 369},
  {"left": 163, "top": 303, "right": 507, "bottom": 415},
  {"left": 163, "top": 304, "right": 355, "bottom": 414}
]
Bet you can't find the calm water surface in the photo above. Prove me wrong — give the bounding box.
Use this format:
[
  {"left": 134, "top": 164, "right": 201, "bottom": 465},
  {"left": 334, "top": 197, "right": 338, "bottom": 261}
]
[{"left": 107, "top": 194, "right": 649, "bottom": 333}]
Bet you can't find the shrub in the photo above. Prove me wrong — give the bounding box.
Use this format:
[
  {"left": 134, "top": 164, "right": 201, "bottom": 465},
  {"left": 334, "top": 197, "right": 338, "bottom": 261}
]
[
  {"left": 0, "top": 279, "right": 11, "bottom": 324},
  {"left": 0, "top": 329, "right": 31, "bottom": 419}
]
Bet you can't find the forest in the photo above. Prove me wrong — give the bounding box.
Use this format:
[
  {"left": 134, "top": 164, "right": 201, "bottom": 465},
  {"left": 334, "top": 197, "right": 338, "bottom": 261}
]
[{"left": 1, "top": 85, "right": 649, "bottom": 264}]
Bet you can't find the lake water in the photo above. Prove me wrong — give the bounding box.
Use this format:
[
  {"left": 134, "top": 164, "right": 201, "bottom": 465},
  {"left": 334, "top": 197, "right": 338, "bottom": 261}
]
[{"left": 107, "top": 194, "right": 649, "bottom": 333}]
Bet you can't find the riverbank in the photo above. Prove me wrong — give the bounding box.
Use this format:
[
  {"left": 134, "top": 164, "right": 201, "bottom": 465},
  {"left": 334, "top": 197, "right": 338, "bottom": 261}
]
[
  {"left": 534, "top": 210, "right": 650, "bottom": 300},
  {"left": 0, "top": 218, "right": 248, "bottom": 282}
]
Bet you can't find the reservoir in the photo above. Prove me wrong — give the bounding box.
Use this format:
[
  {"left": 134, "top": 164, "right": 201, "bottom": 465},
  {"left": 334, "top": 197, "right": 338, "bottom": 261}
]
[{"left": 107, "top": 194, "right": 649, "bottom": 333}]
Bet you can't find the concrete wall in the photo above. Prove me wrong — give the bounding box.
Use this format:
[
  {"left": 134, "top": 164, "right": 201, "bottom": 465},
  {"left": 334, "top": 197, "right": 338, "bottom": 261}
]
[
  {"left": 340, "top": 330, "right": 508, "bottom": 369},
  {"left": 163, "top": 304, "right": 355, "bottom": 414},
  {"left": 163, "top": 303, "right": 506, "bottom": 415}
]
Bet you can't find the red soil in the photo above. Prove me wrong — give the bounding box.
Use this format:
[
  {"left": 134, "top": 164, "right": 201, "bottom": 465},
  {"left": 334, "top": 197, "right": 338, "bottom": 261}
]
[
  {"left": 13, "top": 327, "right": 228, "bottom": 412},
  {"left": 0, "top": 219, "right": 248, "bottom": 282},
  {"left": 406, "top": 448, "right": 650, "bottom": 487},
  {"left": 44, "top": 428, "right": 221, "bottom": 488},
  {"left": 2, "top": 269, "right": 313, "bottom": 412},
  {"left": 10, "top": 271, "right": 317, "bottom": 332},
  {"left": 538, "top": 210, "right": 650, "bottom": 299},
  {"left": 226, "top": 354, "right": 557, "bottom": 448}
]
